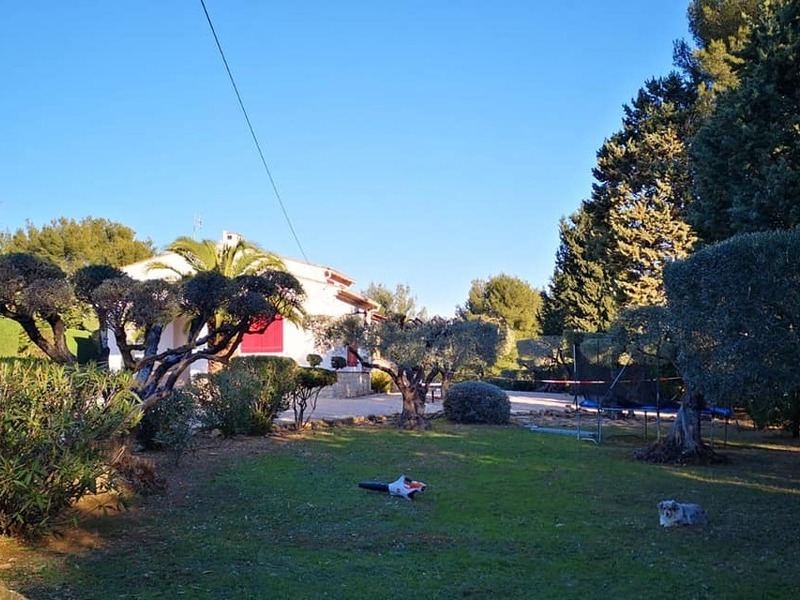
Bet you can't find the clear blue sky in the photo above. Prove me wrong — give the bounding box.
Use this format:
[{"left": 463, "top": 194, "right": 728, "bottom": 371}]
[{"left": 1, "top": 1, "right": 691, "bottom": 317}]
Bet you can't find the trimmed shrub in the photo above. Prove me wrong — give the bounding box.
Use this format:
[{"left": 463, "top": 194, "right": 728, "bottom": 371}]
[
  {"left": 371, "top": 370, "right": 393, "bottom": 393},
  {"left": 231, "top": 356, "right": 298, "bottom": 433},
  {"left": 193, "top": 356, "right": 298, "bottom": 436},
  {"left": 0, "top": 359, "right": 138, "bottom": 538},
  {"left": 137, "top": 388, "right": 198, "bottom": 463},
  {"left": 330, "top": 356, "right": 347, "bottom": 370},
  {"left": 306, "top": 353, "right": 323, "bottom": 367},
  {"left": 444, "top": 381, "right": 511, "bottom": 425},
  {"left": 289, "top": 367, "right": 337, "bottom": 428},
  {"left": 192, "top": 369, "right": 264, "bottom": 437}
]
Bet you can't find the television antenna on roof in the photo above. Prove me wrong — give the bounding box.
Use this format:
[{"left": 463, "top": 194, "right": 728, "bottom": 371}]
[{"left": 192, "top": 214, "right": 203, "bottom": 239}]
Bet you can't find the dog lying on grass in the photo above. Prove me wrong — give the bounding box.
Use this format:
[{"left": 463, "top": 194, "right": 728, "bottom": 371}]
[{"left": 658, "top": 500, "right": 708, "bottom": 527}]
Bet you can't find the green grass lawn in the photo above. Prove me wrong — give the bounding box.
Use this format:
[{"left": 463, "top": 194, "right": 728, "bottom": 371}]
[{"left": 4, "top": 421, "right": 800, "bottom": 599}]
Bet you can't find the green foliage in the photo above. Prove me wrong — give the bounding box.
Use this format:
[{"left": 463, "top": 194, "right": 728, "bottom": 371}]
[
  {"left": 543, "top": 208, "right": 617, "bottom": 334},
  {"left": 689, "top": 0, "right": 800, "bottom": 243},
  {"left": 484, "top": 377, "right": 538, "bottom": 392},
  {"left": 306, "top": 353, "right": 322, "bottom": 367},
  {"left": 678, "top": 0, "right": 765, "bottom": 102},
  {"left": 330, "top": 356, "right": 347, "bottom": 370},
  {"left": 371, "top": 369, "right": 393, "bottom": 393},
  {"left": 665, "top": 229, "right": 800, "bottom": 436},
  {"left": 157, "top": 235, "right": 284, "bottom": 279},
  {"left": 202, "top": 356, "right": 298, "bottom": 435},
  {"left": 608, "top": 305, "right": 676, "bottom": 366},
  {"left": 443, "top": 381, "right": 510, "bottom": 424},
  {"left": 288, "top": 367, "right": 337, "bottom": 428},
  {"left": 0, "top": 359, "right": 138, "bottom": 538},
  {"left": 596, "top": 74, "right": 699, "bottom": 308},
  {"left": 191, "top": 369, "right": 265, "bottom": 437},
  {"left": 310, "top": 314, "right": 502, "bottom": 428},
  {"left": 460, "top": 274, "right": 542, "bottom": 337},
  {"left": 4, "top": 217, "right": 154, "bottom": 273},
  {"left": 362, "top": 282, "right": 427, "bottom": 319},
  {"left": 516, "top": 335, "right": 570, "bottom": 381},
  {"left": 234, "top": 356, "right": 297, "bottom": 434},
  {"left": 546, "top": 74, "right": 698, "bottom": 326},
  {"left": 0, "top": 253, "right": 76, "bottom": 363},
  {"left": 136, "top": 389, "right": 197, "bottom": 463}
]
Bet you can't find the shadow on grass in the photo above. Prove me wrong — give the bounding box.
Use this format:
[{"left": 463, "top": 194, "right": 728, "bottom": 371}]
[{"left": 5, "top": 422, "right": 800, "bottom": 599}]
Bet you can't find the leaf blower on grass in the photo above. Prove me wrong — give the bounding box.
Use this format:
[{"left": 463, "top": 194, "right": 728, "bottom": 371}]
[{"left": 358, "top": 474, "right": 426, "bottom": 500}]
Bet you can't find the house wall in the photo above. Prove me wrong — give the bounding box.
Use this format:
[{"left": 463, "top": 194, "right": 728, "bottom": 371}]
[
  {"left": 319, "top": 371, "right": 372, "bottom": 399},
  {"left": 240, "top": 256, "right": 373, "bottom": 397},
  {"left": 106, "top": 239, "right": 375, "bottom": 398}
]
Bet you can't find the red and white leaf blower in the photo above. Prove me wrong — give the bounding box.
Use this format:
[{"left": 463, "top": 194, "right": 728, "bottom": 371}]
[{"left": 358, "top": 474, "right": 427, "bottom": 500}]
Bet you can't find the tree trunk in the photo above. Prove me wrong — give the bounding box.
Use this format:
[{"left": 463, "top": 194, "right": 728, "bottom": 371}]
[
  {"left": 667, "top": 396, "right": 704, "bottom": 455},
  {"left": 97, "top": 324, "right": 110, "bottom": 367},
  {"left": 635, "top": 393, "right": 725, "bottom": 464},
  {"left": 135, "top": 325, "right": 164, "bottom": 388},
  {"left": 14, "top": 314, "right": 76, "bottom": 364},
  {"left": 399, "top": 385, "right": 428, "bottom": 429},
  {"left": 394, "top": 367, "right": 428, "bottom": 430}
]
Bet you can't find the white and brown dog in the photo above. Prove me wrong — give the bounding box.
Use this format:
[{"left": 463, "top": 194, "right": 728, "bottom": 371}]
[{"left": 658, "top": 500, "right": 708, "bottom": 527}]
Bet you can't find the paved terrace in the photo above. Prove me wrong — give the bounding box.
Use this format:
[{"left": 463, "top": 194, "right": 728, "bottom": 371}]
[{"left": 278, "top": 390, "right": 578, "bottom": 423}]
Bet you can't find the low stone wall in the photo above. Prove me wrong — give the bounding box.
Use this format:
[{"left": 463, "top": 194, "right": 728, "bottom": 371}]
[{"left": 319, "top": 371, "right": 372, "bottom": 398}]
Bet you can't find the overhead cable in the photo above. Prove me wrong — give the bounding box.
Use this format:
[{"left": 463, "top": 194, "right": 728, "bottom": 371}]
[{"left": 199, "top": 0, "right": 308, "bottom": 261}]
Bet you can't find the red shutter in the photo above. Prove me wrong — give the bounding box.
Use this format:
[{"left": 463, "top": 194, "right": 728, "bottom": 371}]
[
  {"left": 241, "top": 316, "right": 284, "bottom": 353},
  {"left": 347, "top": 347, "right": 359, "bottom": 367}
]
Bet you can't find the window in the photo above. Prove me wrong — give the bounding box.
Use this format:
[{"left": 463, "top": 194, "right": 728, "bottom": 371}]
[{"left": 241, "top": 315, "right": 283, "bottom": 353}]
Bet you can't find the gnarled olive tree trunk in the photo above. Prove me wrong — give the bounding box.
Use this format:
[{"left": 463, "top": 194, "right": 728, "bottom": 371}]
[
  {"left": 376, "top": 364, "right": 428, "bottom": 430},
  {"left": 635, "top": 393, "right": 724, "bottom": 464}
]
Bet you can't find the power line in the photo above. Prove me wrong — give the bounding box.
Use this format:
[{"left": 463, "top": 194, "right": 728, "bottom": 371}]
[{"left": 199, "top": 0, "right": 308, "bottom": 261}]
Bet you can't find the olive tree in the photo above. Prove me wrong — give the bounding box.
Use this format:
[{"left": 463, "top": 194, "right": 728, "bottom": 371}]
[
  {"left": 665, "top": 230, "right": 800, "bottom": 438},
  {"left": 0, "top": 252, "right": 305, "bottom": 409},
  {"left": 0, "top": 253, "right": 76, "bottom": 363},
  {"left": 309, "top": 315, "right": 500, "bottom": 429},
  {"left": 610, "top": 306, "right": 698, "bottom": 457},
  {"left": 84, "top": 268, "right": 305, "bottom": 409}
]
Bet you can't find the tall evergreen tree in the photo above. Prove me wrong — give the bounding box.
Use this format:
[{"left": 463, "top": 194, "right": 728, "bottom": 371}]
[
  {"left": 676, "top": 0, "right": 766, "bottom": 103},
  {"left": 689, "top": 0, "right": 800, "bottom": 242},
  {"left": 600, "top": 75, "right": 699, "bottom": 307},
  {"left": 543, "top": 208, "right": 616, "bottom": 334},
  {"left": 546, "top": 2, "right": 767, "bottom": 330},
  {"left": 547, "top": 74, "right": 698, "bottom": 319}
]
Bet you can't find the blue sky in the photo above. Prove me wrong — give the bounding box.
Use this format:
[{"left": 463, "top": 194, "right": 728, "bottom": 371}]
[{"left": 1, "top": 1, "right": 691, "bottom": 317}]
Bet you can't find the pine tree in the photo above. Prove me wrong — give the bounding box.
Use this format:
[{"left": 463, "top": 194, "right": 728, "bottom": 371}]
[
  {"left": 677, "top": 0, "right": 766, "bottom": 104},
  {"left": 460, "top": 274, "right": 542, "bottom": 338},
  {"left": 543, "top": 207, "right": 616, "bottom": 334},
  {"left": 690, "top": 0, "right": 800, "bottom": 242},
  {"left": 594, "top": 75, "right": 698, "bottom": 308}
]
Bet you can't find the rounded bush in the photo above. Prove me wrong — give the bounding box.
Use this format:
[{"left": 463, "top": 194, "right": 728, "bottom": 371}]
[
  {"left": 371, "top": 370, "right": 393, "bottom": 393},
  {"left": 443, "top": 381, "right": 511, "bottom": 424}
]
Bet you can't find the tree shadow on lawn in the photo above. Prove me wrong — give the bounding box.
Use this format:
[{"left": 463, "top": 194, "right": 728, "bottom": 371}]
[{"left": 5, "top": 421, "right": 800, "bottom": 599}]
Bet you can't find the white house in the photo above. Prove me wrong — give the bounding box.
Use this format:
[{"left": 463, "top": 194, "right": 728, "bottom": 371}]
[{"left": 107, "top": 231, "right": 381, "bottom": 397}]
